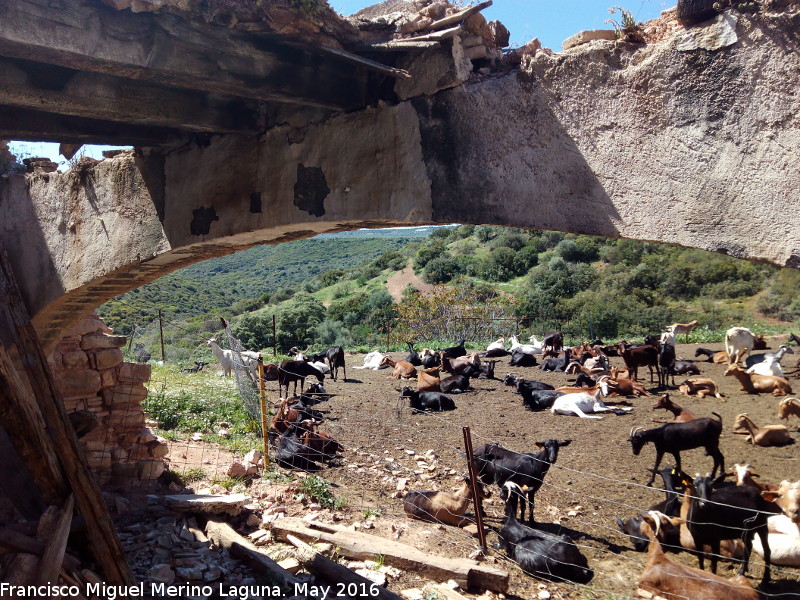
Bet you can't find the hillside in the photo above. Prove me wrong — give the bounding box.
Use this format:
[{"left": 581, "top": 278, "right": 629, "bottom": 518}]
[{"left": 99, "top": 225, "right": 800, "bottom": 362}]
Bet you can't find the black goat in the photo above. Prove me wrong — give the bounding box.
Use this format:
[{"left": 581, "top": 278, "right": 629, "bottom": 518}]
[
  {"left": 669, "top": 361, "right": 701, "bottom": 376},
  {"left": 441, "top": 339, "right": 466, "bottom": 359},
  {"left": 540, "top": 356, "right": 568, "bottom": 371},
  {"left": 542, "top": 331, "right": 564, "bottom": 356},
  {"left": 629, "top": 414, "right": 724, "bottom": 487},
  {"left": 278, "top": 360, "right": 325, "bottom": 397},
  {"left": 694, "top": 348, "right": 718, "bottom": 362},
  {"left": 616, "top": 466, "right": 689, "bottom": 552},
  {"left": 484, "top": 346, "right": 509, "bottom": 357},
  {"left": 498, "top": 482, "right": 593, "bottom": 584},
  {"left": 472, "top": 439, "right": 571, "bottom": 522},
  {"left": 684, "top": 474, "right": 777, "bottom": 585},
  {"left": 324, "top": 346, "right": 346, "bottom": 382},
  {"left": 275, "top": 425, "right": 322, "bottom": 472},
  {"left": 400, "top": 387, "right": 455, "bottom": 412},
  {"left": 515, "top": 378, "right": 555, "bottom": 393},
  {"left": 789, "top": 333, "right": 800, "bottom": 345},
  {"left": 181, "top": 361, "right": 209, "bottom": 373},
  {"left": 509, "top": 349, "right": 537, "bottom": 367},
  {"left": 405, "top": 342, "right": 422, "bottom": 366},
  {"left": 521, "top": 389, "right": 564, "bottom": 411},
  {"left": 440, "top": 373, "right": 471, "bottom": 394},
  {"left": 574, "top": 372, "right": 597, "bottom": 388},
  {"left": 658, "top": 341, "right": 676, "bottom": 388},
  {"left": 462, "top": 360, "right": 498, "bottom": 380}
]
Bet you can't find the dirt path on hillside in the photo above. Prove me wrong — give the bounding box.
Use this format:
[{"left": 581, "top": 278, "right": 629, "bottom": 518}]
[{"left": 386, "top": 265, "right": 435, "bottom": 301}]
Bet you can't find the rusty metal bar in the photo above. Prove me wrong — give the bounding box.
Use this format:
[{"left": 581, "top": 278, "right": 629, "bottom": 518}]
[{"left": 462, "top": 426, "right": 487, "bottom": 551}]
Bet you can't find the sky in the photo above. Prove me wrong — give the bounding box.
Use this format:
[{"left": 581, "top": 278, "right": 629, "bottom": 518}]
[
  {"left": 329, "top": 0, "right": 673, "bottom": 49},
  {"left": 8, "top": 0, "right": 673, "bottom": 167}
]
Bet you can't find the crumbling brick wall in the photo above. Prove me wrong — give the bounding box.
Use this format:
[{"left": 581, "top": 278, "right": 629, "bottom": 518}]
[{"left": 48, "top": 313, "right": 167, "bottom": 486}]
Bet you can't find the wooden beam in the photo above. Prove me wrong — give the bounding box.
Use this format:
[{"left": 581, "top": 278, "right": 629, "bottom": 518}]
[
  {"left": 0, "top": 105, "right": 191, "bottom": 146},
  {"left": 271, "top": 518, "right": 509, "bottom": 593},
  {"left": 286, "top": 534, "right": 405, "bottom": 600},
  {"left": 0, "top": 57, "right": 265, "bottom": 134},
  {"left": 0, "top": 242, "right": 135, "bottom": 590},
  {"left": 37, "top": 495, "right": 74, "bottom": 586},
  {"left": 0, "top": 527, "right": 81, "bottom": 571},
  {"left": 369, "top": 41, "right": 440, "bottom": 51},
  {"left": 205, "top": 520, "right": 303, "bottom": 590},
  {"left": 426, "top": 1, "right": 493, "bottom": 31},
  {"left": 0, "top": 0, "right": 369, "bottom": 110}
]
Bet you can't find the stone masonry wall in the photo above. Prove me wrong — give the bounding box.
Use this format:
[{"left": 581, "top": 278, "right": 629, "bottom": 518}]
[{"left": 48, "top": 313, "right": 168, "bottom": 486}]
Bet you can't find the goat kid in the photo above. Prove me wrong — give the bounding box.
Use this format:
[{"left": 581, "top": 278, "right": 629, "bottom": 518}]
[
  {"left": 651, "top": 393, "right": 697, "bottom": 423},
  {"left": 403, "top": 478, "right": 487, "bottom": 527}
]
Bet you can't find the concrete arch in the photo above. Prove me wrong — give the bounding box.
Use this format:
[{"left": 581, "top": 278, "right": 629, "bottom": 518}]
[{"left": 2, "top": 10, "right": 799, "bottom": 350}]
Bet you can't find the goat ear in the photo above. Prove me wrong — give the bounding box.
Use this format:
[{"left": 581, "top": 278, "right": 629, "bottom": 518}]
[
  {"left": 559, "top": 440, "right": 572, "bottom": 447},
  {"left": 761, "top": 490, "right": 782, "bottom": 502}
]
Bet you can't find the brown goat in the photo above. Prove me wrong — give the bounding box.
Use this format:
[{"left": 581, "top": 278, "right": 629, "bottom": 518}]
[
  {"left": 417, "top": 366, "right": 441, "bottom": 392},
  {"left": 666, "top": 320, "right": 700, "bottom": 344},
  {"left": 651, "top": 393, "right": 697, "bottom": 423},
  {"left": 725, "top": 364, "right": 793, "bottom": 396},
  {"left": 607, "top": 378, "right": 650, "bottom": 397},
  {"left": 728, "top": 463, "right": 779, "bottom": 493},
  {"left": 403, "top": 479, "right": 488, "bottom": 527},
  {"left": 637, "top": 513, "right": 758, "bottom": 600},
  {"left": 379, "top": 356, "right": 417, "bottom": 380},
  {"left": 733, "top": 413, "right": 793, "bottom": 446},
  {"left": 440, "top": 351, "right": 480, "bottom": 374},
  {"left": 712, "top": 351, "right": 729, "bottom": 364},
  {"left": 678, "top": 378, "right": 723, "bottom": 399},
  {"left": 778, "top": 397, "right": 800, "bottom": 424}
]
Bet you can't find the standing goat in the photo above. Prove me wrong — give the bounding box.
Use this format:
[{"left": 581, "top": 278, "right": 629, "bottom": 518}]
[
  {"left": 665, "top": 320, "right": 700, "bottom": 344},
  {"left": 629, "top": 414, "right": 724, "bottom": 486},
  {"left": 472, "top": 439, "right": 571, "bottom": 522},
  {"left": 725, "top": 326, "right": 756, "bottom": 365}
]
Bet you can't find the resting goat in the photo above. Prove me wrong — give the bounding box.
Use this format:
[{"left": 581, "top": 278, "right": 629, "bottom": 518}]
[
  {"left": 403, "top": 478, "right": 487, "bottom": 527},
  {"left": 694, "top": 347, "right": 728, "bottom": 364},
  {"left": 629, "top": 413, "right": 724, "bottom": 486},
  {"left": 733, "top": 413, "right": 793, "bottom": 446},
  {"left": 678, "top": 377, "right": 723, "bottom": 399},
  {"left": 352, "top": 351, "right": 388, "bottom": 370},
  {"left": 551, "top": 378, "right": 633, "bottom": 419},
  {"left": 778, "top": 397, "right": 800, "bottom": 424},
  {"left": 724, "top": 364, "right": 792, "bottom": 396},
  {"left": 380, "top": 356, "right": 417, "bottom": 380},
  {"left": 651, "top": 394, "right": 697, "bottom": 423},
  {"left": 400, "top": 387, "right": 455, "bottom": 412},
  {"left": 745, "top": 344, "right": 794, "bottom": 368},
  {"left": 497, "top": 482, "right": 593, "bottom": 584}
]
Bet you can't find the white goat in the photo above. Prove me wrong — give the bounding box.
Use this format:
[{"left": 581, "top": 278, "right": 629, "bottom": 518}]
[
  {"left": 510, "top": 335, "right": 541, "bottom": 355},
  {"left": 725, "top": 327, "right": 756, "bottom": 365},
  {"left": 747, "top": 356, "right": 785, "bottom": 378},
  {"left": 352, "top": 351, "right": 388, "bottom": 370},
  {"left": 486, "top": 338, "right": 506, "bottom": 352},
  {"left": 659, "top": 330, "right": 677, "bottom": 347},
  {"left": 752, "top": 515, "right": 800, "bottom": 566},
  {"left": 526, "top": 334, "right": 546, "bottom": 354},
  {"left": 206, "top": 338, "right": 260, "bottom": 380},
  {"left": 551, "top": 378, "right": 633, "bottom": 419}
]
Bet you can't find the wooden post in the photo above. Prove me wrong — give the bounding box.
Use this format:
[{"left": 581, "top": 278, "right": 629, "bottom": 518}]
[
  {"left": 462, "top": 426, "right": 487, "bottom": 552},
  {"left": 257, "top": 358, "right": 269, "bottom": 468},
  {"left": 158, "top": 309, "right": 165, "bottom": 362},
  {"left": 272, "top": 314, "right": 277, "bottom": 356},
  {"left": 0, "top": 243, "right": 135, "bottom": 591}
]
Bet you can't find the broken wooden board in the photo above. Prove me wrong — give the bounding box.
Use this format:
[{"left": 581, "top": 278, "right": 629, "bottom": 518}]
[
  {"left": 271, "top": 518, "right": 508, "bottom": 593},
  {"left": 426, "top": 1, "right": 493, "bottom": 31},
  {"left": 287, "top": 534, "right": 405, "bottom": 600},
  {"left": 205, "top": 519, "right": 302, "bottom": 590},
  {"left": 165, "top": 493, "right": 249, "bottom": 516}
]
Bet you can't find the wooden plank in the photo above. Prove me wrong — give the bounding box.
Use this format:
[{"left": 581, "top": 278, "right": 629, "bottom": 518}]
[
  {"left": 369, "top": 41, "right": 440, "bottom": 51},
  {"left": 37, "top": 495, "right": 74, "bottom": 586},
  {"left": 319, "top": 46, "right": 411, "bottom": 79},
  {"left": 205, "top": 519, "right": 303, "bottom": 590},
  {"left": 0, "top": 0, "right": 368, "bottom": 110},
  {"left": 270, "top": 518, "right": 508, "bottom": 593},
  {"left": 0, "top": 56, "right": 264, "bottom": 134},
  {"left": 402, "top": 26, "right": 463, "bottom": 42},
  {"left": 0, "top": 105, "right": 189, "bottom": 146},
  {"left": 0, "top": 242, "right": 135, "bottom": 591},
  {"left": 426, "top": 1, "right": 493, "bottom": 31},
  {"left": 286, "top": 534, "right": 405, "bottom": 600},
  {"left": 0, "top": 527, "right": 80, "bottom": 571}
]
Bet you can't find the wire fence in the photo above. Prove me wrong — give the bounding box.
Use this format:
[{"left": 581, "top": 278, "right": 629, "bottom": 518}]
[{"left": 84, "top": 305, "right": 800, "bottom": 599}]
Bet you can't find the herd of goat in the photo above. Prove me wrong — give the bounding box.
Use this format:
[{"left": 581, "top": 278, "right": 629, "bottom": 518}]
[{"left": 196, "top": 324, "right": 800, "bottom": 595}]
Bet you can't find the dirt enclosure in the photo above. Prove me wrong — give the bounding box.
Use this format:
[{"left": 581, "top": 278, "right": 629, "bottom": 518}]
[{"left": 272, "top": 341, "right": 800, "bottom": 599}]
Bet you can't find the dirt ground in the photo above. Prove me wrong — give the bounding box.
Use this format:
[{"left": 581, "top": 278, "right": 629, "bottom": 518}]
[{"left": 273, "top": 341, "right": 800, "bottom": 599}]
